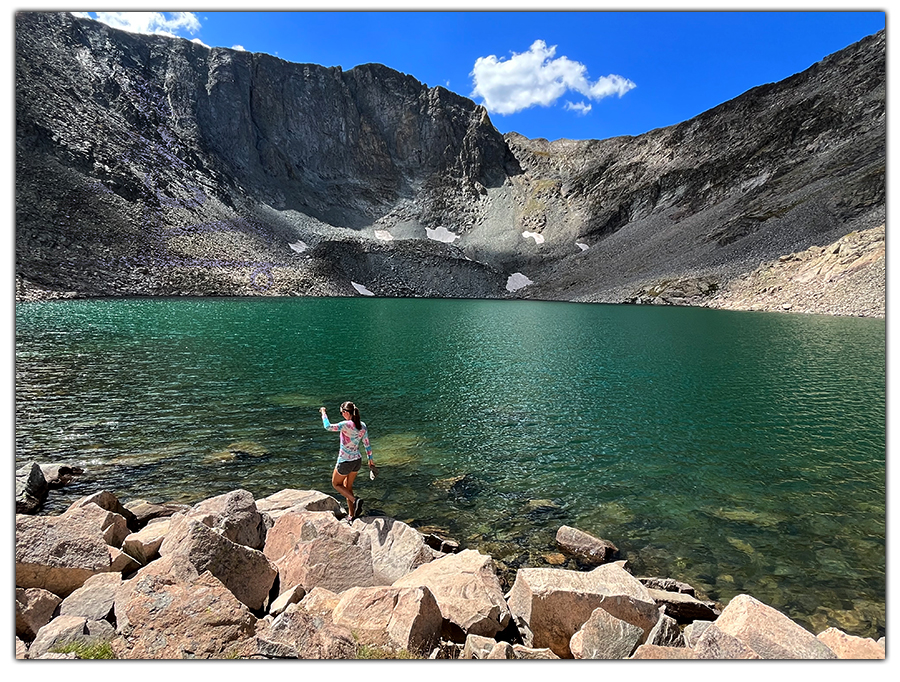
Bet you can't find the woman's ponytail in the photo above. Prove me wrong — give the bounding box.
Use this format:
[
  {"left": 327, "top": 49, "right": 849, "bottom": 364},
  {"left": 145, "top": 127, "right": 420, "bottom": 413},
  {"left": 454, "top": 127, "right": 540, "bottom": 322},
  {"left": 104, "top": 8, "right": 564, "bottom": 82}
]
[{"left": 342, "top": 401, "right": 362, "bottom": 429}]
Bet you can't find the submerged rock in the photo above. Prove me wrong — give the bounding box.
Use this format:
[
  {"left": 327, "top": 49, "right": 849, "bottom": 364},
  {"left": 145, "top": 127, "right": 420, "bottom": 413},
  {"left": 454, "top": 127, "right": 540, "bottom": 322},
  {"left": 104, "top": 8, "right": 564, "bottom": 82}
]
[{"left": 555, "top": 525, "right": 619, "bottom": 566}]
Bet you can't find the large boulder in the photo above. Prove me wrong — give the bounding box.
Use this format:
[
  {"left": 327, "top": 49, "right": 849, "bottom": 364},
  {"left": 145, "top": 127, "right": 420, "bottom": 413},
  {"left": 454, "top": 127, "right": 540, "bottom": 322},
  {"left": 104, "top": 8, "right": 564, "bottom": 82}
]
[
  {"left": 461, "top": 634, "right": 496, "bottom": 660},
  {"left": 392, "top": 549, "right": 511, "bottom": 640},
  {"left": 67, "top": 491, "right": 139, "bottom": 532},
  {"left": 630, "top": 644, "right": 698, "bottom": 659},
  {"left": 511, "top": 644, "right": 561, "bottom": 660},
  {"left": 646, "top": 587, "right": 721, "bottom": 623},
  {"left": 252, "top": 602, "right": 356, "bottom": 660},
  {"left": 68, "top": 502, "right": 132, "bottom": 549},
  {"left": 555, "top": 525, "right": 619, "bottom": 566},
  {"left": 28, "top": 615, "right": 116, "bottom": 659},
  {"left": 485, "top": 641, "right": 517, "bottom": 659},
  {"left": 712, "top": 594, "right": 837, "bottom": 659},
  {"left": 816, "top": 627, "right": 885, "bottom": 659},
  {"left": 645, "top": 611, "right": 685, "bottom": 648},
  {"left": 108, "top": 547, "right": 141, "bottom": 575},
  {"left": 692, "top": 623, "right": 762, "bottom": 659},
  {"left": 256, "top": 489, "right": 342, "bottom": 519},
  {"left": 570, "top": 607, "right": 644, "bottom": 659},
  {"left": 352, "top": 515, "right": 440, "bottom": 584},
  {"left": 683, "top": 619, "right": 714, "bottom": 647},
  {"left": 58, "top": 572, "right": 122, "bottom": 622},
  {"left": 332, "top": 585, "right": 443, "bottom": 654},
  {"left": 506, "top": 562, "right": 657, "bottom": 658},
  {"left": 263, "top": 510, "right": 375, "bottom": 595},
  {"left": 121, "top": 517, "right": 173, "bottom": 565},
  {"left": 159, "top": 514, "right": 278, "bottom": 612},
  {"left": 123, "top": 499, "right": 190, "bottom": 528},
  {"left": 112, "top": 554, "right": 258, "bottom": 659},
  {"left": 181, "top": 489, "right": 268, "bottom": 550},
  {"left": 268, "top": 585, "right": 306, "bottom": 617},
  {"left": 16, "top": 505, "right": 122, "bottom": 597},
  {"left": 15, "top": 587, "right": 62, "bottom": 640},
  {"left": 16, "top": 462, "right": 48, "bottom": 513},
  {"left": 299, "top": 586, "right": 343, "bottom": 618}
]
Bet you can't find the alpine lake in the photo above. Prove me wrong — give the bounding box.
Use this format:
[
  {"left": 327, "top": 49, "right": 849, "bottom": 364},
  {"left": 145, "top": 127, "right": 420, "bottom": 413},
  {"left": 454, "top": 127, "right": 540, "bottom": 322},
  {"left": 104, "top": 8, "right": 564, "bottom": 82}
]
[{"left": 14, "top": 296, "right": 886, "bottom": 639}]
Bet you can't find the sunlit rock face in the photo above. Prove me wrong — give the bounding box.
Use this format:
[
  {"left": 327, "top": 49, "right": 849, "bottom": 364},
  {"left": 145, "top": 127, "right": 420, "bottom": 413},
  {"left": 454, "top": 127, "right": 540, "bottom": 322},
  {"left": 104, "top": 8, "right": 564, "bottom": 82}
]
[{"left": 15, "top": 12, "right": 884, "bottom": 308}]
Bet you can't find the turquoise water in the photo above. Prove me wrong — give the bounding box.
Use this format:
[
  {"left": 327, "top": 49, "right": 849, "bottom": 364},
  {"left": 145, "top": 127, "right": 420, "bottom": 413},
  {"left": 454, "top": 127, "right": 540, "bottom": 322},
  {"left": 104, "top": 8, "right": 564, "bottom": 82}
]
[{"left": 15, "top": 297, "right": 885, "bottom": 638}]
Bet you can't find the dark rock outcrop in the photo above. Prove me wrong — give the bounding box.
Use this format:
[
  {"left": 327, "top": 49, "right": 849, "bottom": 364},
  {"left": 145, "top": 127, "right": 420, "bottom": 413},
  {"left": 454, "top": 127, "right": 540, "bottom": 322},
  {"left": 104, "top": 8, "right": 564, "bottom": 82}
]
[
  {"left": 16, "top": 462, "right": 48, "bottom": 514},
  {"left": 15, "top": 12, "right": 884, "bottom": 316}
]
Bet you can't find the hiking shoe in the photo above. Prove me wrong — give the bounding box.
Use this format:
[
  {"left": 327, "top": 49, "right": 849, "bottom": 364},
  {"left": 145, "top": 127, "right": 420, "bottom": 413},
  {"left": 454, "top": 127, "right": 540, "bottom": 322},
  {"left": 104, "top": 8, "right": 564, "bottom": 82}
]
[{"left": 353, "top": 497, "right": 364, "bottom": 518}]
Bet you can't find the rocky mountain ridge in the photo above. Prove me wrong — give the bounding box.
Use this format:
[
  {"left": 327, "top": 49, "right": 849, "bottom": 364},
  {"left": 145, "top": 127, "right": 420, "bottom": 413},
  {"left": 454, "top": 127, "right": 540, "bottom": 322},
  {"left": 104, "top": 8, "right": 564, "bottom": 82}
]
[{"left": 15, "top": 12, "right": 885, "bottom": 316}]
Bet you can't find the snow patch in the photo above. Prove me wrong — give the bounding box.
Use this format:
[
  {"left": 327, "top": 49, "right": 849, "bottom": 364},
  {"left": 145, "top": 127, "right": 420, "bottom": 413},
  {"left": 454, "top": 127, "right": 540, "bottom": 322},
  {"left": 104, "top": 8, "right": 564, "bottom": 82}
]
[
  {"left": 576, "top": 242, "right": 589, "bottom": 251},
  {"left": 374, "top": 230, "right": 394, "bottom": 241},
  {"left": 425, "top": 226, "right": 460, "bottom": 243},
  {"left": 351, "top": 282, "right": 375, "bottom": 296},
  {"left": 523, "top": 231, "right": 545, "bottom": 245},
  {"left": 289, "top": 241, "right": 308, "bottom": 253},
  {"left": 506, "top": 273, "right": 534, "bottom": 292}
]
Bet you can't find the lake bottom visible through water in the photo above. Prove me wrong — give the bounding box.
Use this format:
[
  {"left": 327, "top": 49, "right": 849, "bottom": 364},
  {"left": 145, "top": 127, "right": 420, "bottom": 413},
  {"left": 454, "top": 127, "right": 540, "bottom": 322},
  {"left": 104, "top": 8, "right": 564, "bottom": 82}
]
[{"left": 14, "top": 297, "right": 886, "bottom": 639}]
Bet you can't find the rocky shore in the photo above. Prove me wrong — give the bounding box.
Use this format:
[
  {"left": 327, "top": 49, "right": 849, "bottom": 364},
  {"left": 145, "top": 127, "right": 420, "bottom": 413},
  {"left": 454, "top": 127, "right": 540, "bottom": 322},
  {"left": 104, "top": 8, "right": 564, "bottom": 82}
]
[
  {"left": 15, "top": 462, "right": 885, "bottom": 660},
  {"left": 594, "top": 224, "right": 885, "bottom": 318},
  {"left": 14, "top": 223, "right": 886, "bottom": 321}
]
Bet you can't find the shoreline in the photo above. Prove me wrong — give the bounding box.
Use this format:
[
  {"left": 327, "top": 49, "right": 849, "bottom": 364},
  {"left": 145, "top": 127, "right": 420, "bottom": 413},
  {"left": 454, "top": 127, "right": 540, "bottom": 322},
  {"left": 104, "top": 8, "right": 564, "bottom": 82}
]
[
  {"left": 15, "top": 481, "right": 886, "bottom": 660},
  {"left": 16, "top": 464, "right": 886, "bottom": 648}
]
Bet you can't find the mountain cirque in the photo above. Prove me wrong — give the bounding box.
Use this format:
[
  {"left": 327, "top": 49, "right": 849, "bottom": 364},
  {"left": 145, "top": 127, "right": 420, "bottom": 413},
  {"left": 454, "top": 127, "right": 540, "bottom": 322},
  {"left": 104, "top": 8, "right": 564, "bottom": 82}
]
[{"left": 15, "top": 13, "right": 885, "bottom": 317}]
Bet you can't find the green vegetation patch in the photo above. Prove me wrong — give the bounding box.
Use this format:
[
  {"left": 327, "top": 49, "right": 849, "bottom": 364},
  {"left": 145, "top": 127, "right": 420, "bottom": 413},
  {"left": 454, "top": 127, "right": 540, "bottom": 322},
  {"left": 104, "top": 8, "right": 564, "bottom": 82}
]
[
  {"left": 50, "top": 640, "right": 117, "bottom": 659},
  {"left": 355, "top": 643, "right": 427, "bottom": 660}
]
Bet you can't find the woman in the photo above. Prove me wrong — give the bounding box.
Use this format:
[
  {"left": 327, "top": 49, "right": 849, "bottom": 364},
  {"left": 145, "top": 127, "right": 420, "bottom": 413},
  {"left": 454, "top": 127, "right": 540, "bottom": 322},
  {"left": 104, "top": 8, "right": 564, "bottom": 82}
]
[{"left": 320, "top": 401, "right": 376, "bottom": 520}]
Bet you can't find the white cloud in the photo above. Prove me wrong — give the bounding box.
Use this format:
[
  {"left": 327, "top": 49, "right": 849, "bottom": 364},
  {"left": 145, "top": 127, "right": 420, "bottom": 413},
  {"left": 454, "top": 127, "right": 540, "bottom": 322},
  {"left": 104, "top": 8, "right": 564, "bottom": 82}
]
[
  {"left": 565, "top": 101, "right": 592, "bottom": 116},
  {"left": 86, "top": 12, "right": 201, "bottom": 38},
  {"left": 232, "top": 45, "right": 247, "bottom": 52},
  {"left": 470, "top": 40, "right": 635, "bottom": 115}
]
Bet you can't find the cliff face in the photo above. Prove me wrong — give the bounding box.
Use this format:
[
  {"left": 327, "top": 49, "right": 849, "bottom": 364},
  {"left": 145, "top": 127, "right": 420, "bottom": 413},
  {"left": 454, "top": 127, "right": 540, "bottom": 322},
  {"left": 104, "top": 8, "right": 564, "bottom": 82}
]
[{"left": 15, "top": 12, "right": 885, "bottom": 315}]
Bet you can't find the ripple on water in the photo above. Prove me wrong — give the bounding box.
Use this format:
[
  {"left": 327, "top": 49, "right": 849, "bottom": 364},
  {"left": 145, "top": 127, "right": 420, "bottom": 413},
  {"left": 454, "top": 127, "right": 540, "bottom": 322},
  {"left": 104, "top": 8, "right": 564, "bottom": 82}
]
[{"left": 14, "top": 298, "right": 885, "bottom": 639}]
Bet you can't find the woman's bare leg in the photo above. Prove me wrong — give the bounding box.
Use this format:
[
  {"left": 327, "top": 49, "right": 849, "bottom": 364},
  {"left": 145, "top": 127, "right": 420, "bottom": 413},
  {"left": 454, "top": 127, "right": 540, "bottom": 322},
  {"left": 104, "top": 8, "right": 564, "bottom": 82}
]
[
  {"left": 332, "top": 468, "right": 360, "bottom": 515},
  {"left": 332, "top": 468, "right": 355, "bottom": 508}
]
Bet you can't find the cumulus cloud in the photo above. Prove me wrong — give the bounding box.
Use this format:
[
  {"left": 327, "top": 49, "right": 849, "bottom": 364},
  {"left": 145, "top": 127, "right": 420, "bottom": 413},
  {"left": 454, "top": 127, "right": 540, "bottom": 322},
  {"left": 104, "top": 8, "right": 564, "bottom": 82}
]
[
  {"left": 232, "top": 45, "right": 247, "bottom": 52},
  {"left": 470, "top": 40, "right": 635, "bottom": 115},
  {"left": 80, "top": 12, "right": 201, "bottom": 38},
  {"left": 564, "top": 101, "right": 592, "bottom": 115}
]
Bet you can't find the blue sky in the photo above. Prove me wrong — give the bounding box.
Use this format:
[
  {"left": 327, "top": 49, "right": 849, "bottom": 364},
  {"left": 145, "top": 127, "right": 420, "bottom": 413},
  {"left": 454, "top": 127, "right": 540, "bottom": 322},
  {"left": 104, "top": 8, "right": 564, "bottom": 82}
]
[{"left": 67, "top": 8, "right": 885, "bottom": 143}]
